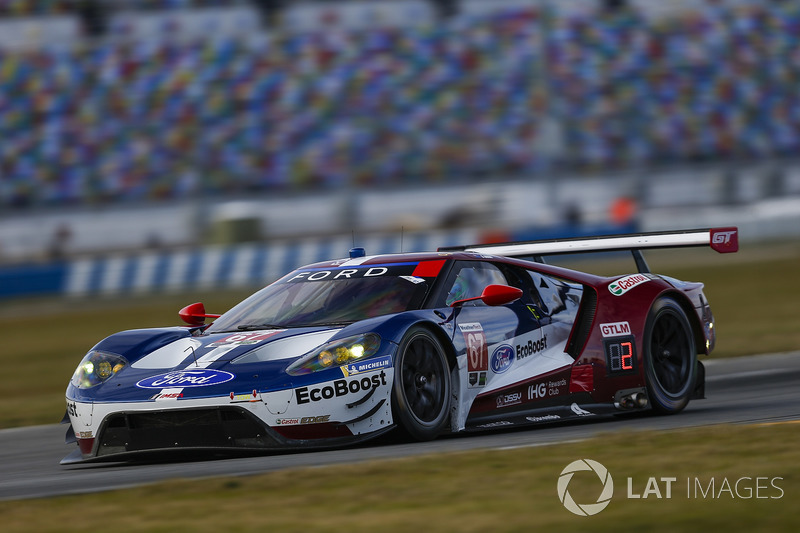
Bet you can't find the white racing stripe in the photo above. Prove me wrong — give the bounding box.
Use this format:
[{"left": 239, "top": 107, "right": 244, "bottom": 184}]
[{"left": 152, "top": 345, "right": 239, "bottom": 400}]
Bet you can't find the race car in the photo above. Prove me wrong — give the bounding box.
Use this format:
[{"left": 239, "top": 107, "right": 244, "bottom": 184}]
[{"left": 62, "top": 227, "right": 738, "bottom": 464}]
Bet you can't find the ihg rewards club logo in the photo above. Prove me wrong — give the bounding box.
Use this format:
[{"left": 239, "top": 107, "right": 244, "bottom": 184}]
[{"left": 557, "top": 459, "right": 784, "bottom": 516}]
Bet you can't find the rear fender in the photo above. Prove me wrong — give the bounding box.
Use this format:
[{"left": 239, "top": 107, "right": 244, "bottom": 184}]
[{"left": 659, "top": 288, "right": 714, "bottom": 357}]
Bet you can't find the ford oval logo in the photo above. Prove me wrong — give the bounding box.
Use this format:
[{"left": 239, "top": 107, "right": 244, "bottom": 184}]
[
  {"left": 136, "top": 369, "right": 235, "bottom": 389},
  {"left": 490, "top": 345, "right": 514, "bottom": 374}
]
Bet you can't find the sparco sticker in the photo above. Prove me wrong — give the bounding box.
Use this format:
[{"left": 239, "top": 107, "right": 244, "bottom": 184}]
[
  {"left": 136, "top": 369, "right": 235, "bottom": 389},
  {"left": 608, "top": 274, "right": 650, "bottom": 296}
]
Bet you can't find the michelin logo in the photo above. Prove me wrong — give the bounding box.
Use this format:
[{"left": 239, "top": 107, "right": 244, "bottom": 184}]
[{"left": 341, "top": 355, "right": 392, "bottom": 377}]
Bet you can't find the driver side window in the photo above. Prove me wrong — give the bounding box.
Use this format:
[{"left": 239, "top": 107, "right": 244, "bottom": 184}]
[{"left": 443, "top": 262, "right": 509, "bottom": 307}]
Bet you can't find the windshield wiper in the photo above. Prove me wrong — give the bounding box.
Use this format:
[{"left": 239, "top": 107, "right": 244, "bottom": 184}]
[
  {"left": 235, "top": 324, "right": 285, "bottom": 331},
  {"left": 290, "top": 321, "right": 353, "bottom": 328}
]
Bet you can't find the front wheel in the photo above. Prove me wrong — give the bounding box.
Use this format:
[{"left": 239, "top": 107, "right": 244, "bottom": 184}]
[
  {"left": 392, "top": 327, "right": 451, "bottom": 441},
  {"left": 644, "top": 297, "right": 697, "bottom": 414}
]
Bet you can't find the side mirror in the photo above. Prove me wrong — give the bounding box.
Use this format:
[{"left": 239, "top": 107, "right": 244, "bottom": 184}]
[
  {"left": 449, "top": 284, "right": 523, "bottom": 308},
  {"left": 179, "top": 302, "right": 221, "bottom": 326}
]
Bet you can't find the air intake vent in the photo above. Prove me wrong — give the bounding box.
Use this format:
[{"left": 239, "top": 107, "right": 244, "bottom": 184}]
[
  {"left": 566, "top": 287, "right": 597, "bottom": 359},
  {"left": 96, "top": 407, "right": 273, "bottom": 456}
]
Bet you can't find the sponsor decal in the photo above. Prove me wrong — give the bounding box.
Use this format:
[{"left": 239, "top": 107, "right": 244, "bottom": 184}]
[
  {"left": 516, "top": 335, "right": 548, "bottom": 359},
  {"left": 468, "top": 371, "right": 487, "bottom": 389},
  {"left": 608, "top": 274, "right": 650, "bottom": 296},
  {"left": 208, "top": 330, "right": 284, "bottom": 347},
  {"left": 476, "top": 421, "right": 514, "bottom": 429},
  {"left": 459, "top": 322, "right": 488, "bottom": 374},
  {"left": 528, "top": 378, "right": 567, "bottom": 400},
  {"left": 276, "top": 415, "right": 331, "bottom": 425},
  {"left": 711, "top": 229, "right": 736, "bottom": 245},
  {"left": 78, "top": 431, "right": 93, "bottom": 439},
  {"left": 496, "top": 392, "right": 522, "bottom": 408},
  {"left": 287, "top": 267, "right": 391, "bottom": 283},
  {"left": 230, "top": 390, "right": 259, "bottom": 403},
  {"left": 526, "top": 414, "right": 561, "bottom": 423},
  {"left": 599, "top": 321, "right": 631, "bottom": 337},
  {"left": 295, "top": 371, "right": 387, "bottom": 404},
  {"left": 490, "top": 345, "right": 515, "bottom": 374},
  {"left": 341, "top": 355, "right": 392, "bottom": 377},
  {"left": 136, "top": 369, "right": 235, "bottom": 389},
  {"left": 570, "top": 403, "right": 595, "bottom": 416},
  {"left": 67, "top": 401, "right": 78, "bottom": 417},
  {"left": 150, "top": 392, "right": 184, "bottom": 400},
  {"left": 529, "top": 383, "right": 546, "bottom": 399}
]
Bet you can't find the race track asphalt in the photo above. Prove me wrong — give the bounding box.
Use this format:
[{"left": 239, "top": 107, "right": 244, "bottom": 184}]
[{"left": 1, "top": 351, "right": 798, "bottom": 501}]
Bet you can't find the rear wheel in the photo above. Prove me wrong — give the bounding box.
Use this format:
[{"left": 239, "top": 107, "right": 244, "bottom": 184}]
[
  {"left": 644, "top": 297, "right": 697, "bottom": 414},
  {"left": 392, "top": 327, "right": 451, "bottom": 441}
]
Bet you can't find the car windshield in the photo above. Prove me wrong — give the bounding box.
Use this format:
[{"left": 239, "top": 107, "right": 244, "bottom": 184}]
[{"left": 207, "top": 264, "right": 432, "bottom": 332}]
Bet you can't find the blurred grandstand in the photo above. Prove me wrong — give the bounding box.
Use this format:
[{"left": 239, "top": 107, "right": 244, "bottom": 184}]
[{"left": 1, "top": 0, "right": 800, "bottom": 293}]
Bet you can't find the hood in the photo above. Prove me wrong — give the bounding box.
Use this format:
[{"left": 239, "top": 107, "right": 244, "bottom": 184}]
[
  {"left": 68, "top": 327, "right": 343, "bottom": 403},
  {"left": 130, "top": 328, "right": 342, "bottom": 369}
]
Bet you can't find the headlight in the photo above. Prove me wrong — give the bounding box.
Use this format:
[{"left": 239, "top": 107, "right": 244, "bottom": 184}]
[
  {"left": 71, "top": 351, "right": 128, "bottom": 389},
  {"left": 286, "top": 333, "right": 381, "bottom": 376}
]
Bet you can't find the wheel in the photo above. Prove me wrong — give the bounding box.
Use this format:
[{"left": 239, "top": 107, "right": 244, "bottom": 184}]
[
  {"left": 643, "top": 297, "right": 697, "bottom": 414},
  {"left": 392, "top": 326, "right": 451, "bottom": 441}
]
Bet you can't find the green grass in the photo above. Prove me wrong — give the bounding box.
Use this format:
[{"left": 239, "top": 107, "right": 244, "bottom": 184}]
[
  {"left": 1, "top": 423, "right": 797, "bottom": 532},
  {"left": 1, "top": 241, "right": 798, "bottom": 429},
  {"left": 1, "top": 290, "right": 251, "bottom": 429}
]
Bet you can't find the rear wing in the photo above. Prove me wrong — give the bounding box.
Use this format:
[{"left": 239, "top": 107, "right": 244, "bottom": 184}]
[{"left": 438, "top": 227, "right": 738, "bottom": 273}]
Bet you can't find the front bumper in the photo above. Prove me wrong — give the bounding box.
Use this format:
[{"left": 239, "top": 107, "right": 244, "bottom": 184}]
[
  {"left": 61, "top": 404, "right": 391, "bottom": 464},
  {"left": 63, "top": 369, "right": 395, "bottom": 464}
]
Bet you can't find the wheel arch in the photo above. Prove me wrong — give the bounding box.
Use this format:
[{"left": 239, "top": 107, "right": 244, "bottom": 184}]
[
  {"left": 390, "top": 319, "right": 458, "bottom": 372},
  {"left": 390, "top": 321, "right": 455, "bottom": 440},
  {"left": 644, "top": 292, "right": 699, "bottom": 414},
  {"left": 657, "top": 289, "right": 706, "bottom": 357}
]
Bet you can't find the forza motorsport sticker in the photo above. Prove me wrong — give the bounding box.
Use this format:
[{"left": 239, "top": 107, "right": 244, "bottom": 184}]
[{"left": 608, "top": 274, "right": 650, "bottom": 296}]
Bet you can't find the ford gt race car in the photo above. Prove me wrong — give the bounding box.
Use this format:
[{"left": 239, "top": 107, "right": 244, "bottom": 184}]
[{"left": 62, "top": 228, "right": 738, "bottom": 464}]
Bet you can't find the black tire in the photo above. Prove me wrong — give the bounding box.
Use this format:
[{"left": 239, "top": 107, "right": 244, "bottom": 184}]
[
  {"left": 644, "top": 297, "right": 697, "bottom": 414},
  {"left": 392, "top": 327, "right": 451, "bottom": 441}
]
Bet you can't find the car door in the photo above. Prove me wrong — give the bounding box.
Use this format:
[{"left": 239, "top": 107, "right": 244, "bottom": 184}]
[{"left": 433, "top": 260, "right": 542, "bottom": 393}]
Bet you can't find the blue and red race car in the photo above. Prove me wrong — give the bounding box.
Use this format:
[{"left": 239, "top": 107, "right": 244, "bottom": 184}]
[{"left": 63, "top": 228, "right": 738, "bottom": 463}]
